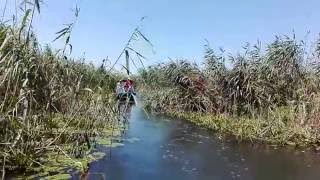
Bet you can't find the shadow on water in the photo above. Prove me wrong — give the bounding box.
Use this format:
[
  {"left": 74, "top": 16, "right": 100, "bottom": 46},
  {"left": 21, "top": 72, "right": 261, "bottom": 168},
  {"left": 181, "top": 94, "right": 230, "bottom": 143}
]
[{"left": 73, "top": 106, "right": 320, "bottom": 180}]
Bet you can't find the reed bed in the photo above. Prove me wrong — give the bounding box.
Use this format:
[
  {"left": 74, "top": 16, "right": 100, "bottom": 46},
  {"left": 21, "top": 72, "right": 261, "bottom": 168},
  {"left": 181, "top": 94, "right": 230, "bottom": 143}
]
[
  {"left": 139, "top": 35, "right": 320, "bottom": 147},
  {"left": 0, "top": 1, "right": 122, "bottom": 178}
]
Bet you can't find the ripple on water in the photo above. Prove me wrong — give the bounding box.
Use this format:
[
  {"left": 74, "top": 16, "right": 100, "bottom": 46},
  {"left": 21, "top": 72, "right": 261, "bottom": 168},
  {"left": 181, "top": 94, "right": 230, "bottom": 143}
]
[
  {"left": 181, "top": 166, "right": 198, "bottom": 173},
  {"left": 87, "top": 108, "right": 320, "bottom": 180},
  {"left": 125, "top": 137, "right": 140, "bottom": 143}
]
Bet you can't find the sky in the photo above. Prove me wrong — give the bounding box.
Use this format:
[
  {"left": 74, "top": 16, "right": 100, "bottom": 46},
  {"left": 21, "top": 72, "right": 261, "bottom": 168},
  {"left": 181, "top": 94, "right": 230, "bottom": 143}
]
[{"left": 1, "top": 0, "right": 320, "bottom": 71}]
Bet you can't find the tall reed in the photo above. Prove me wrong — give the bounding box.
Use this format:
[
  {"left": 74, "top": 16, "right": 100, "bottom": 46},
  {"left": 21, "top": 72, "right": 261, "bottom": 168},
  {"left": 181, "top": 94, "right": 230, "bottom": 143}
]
[
  {"left": 139, "top": 35, "right": 320, "bottom": 146},
  {"left": 0, "top": 0, "right": 121, "bottom": 177}
]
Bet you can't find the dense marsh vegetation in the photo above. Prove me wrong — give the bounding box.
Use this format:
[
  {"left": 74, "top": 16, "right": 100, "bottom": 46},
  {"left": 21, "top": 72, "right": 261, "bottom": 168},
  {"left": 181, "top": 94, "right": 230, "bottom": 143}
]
[
  {"left": 139, "top": 35, "right": 320, "bottom": 146},
  {"left": 0, "top": 1, "right": 123, "bottom": 178}
]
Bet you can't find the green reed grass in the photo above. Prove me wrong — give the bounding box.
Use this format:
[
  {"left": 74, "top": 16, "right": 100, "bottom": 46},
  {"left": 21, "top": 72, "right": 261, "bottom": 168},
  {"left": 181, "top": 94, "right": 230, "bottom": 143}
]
[
  {"left": 139, "top": 34, "right": 320, "bottom": 147},
  {"left": 0, "top": 1, "right": 124, "bottom": 178}
]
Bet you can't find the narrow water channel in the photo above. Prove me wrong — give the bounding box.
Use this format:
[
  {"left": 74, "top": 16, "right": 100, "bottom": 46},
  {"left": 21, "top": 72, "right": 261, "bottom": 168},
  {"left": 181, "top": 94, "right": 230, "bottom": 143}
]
[{"left": 82, "top": 106, "right": 320, "bottom": 180}]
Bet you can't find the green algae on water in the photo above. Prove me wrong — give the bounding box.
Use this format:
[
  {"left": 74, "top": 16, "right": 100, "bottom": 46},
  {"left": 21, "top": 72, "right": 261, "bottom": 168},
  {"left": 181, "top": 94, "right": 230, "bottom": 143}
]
[
  {"left": 96, "top": 137, "right": 124, "bottom": 148},
  {"left": 19, "top": 151, "right": 106, "bottom": 179}
]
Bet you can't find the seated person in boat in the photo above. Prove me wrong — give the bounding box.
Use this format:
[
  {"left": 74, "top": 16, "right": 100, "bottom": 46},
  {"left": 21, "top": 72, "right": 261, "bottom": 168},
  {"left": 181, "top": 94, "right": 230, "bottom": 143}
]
[{"left": 116, "top": 78, "right": 136, "bottom": 98}]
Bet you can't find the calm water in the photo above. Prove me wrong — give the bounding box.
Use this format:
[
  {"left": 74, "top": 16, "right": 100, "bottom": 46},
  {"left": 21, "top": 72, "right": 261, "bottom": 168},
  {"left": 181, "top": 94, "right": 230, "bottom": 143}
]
[{"left": 80, "top": 106, "right": 320, "bottom": 180}]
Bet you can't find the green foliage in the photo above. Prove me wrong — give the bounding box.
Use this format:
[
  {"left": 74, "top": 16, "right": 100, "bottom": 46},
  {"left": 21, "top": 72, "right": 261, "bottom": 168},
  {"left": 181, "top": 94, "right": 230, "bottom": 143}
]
[
  {"left": 171, "top": 108, "right": 319, "bottom": 146},
  {"left": 139, "top": 35, "right": 320, "bottom": 146},
  {"left": 0, "top": 2, "right": 120, "bottom": 176}
]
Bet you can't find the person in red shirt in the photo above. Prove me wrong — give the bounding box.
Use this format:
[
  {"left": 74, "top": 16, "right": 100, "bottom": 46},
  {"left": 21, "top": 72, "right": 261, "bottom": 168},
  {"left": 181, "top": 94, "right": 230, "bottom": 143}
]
[{"left": 124, "top": 79, "right": 134, "bottom": 93}]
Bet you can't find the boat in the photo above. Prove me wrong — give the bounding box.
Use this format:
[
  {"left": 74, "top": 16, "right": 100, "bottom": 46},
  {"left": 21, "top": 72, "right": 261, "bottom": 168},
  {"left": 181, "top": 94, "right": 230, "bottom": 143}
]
[{"left": 115, "top": 46, "right": 137, "bottom": 104}]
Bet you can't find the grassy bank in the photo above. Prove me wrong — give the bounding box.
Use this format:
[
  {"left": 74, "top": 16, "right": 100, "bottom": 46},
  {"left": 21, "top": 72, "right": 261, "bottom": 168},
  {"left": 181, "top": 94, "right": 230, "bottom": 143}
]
[
  {"left": 138, "top": 34, "right": 320, "bottom": 147},
  {"left": 142, "top": 89, "right": 320, "bottom": 147},
  {"left": 169, "top": 111, "right": 319, "bottom": 147}
]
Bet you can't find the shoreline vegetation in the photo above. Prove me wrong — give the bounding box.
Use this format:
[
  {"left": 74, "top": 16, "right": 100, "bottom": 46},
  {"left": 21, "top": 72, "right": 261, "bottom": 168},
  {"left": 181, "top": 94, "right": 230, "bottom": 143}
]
[
  {"left": 0, "top": 1, "right": 125, "bottom": 179},
  {"left": 139, "top": 35, "right": 320, "bottom": 148},
  {"left": 0, "top": 0, "right": 149, "bottom": 178},
  {"left": 168, "top": 111, "right": 319, "bottom": 147}
]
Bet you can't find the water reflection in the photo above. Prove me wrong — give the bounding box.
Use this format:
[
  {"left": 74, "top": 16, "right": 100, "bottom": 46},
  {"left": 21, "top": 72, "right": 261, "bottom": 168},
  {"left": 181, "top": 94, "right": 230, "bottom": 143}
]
[{"left": 118, "top": 102, "right": 134, "bottom": 123}]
